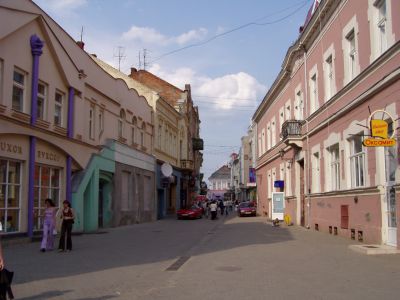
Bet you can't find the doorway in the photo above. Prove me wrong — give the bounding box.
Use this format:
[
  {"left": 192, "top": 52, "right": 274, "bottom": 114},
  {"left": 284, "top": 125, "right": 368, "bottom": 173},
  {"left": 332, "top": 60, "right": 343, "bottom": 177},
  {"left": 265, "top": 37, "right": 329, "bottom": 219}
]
[
  {"left": 385, "top": 141, "right": 397, "bottom": 246},
  {"left": 98, "top": 181, "right": 104, "bottom": 228}
]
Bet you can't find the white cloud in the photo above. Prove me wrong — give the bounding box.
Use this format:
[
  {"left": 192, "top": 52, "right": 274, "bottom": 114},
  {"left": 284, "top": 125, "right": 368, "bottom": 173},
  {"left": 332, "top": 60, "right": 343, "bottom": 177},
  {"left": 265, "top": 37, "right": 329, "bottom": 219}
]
[
  {"left": 122, "top": 26, "right": 168, "bottom": 45},
  {"left": 175, "top": 28, "right": 208, "bottom": 45},
  {"left": 149, "top": 64, "right": 265, "bottom": 111},
  {"left": 121, "top": 26, "right": 208, "bottom": 46}
]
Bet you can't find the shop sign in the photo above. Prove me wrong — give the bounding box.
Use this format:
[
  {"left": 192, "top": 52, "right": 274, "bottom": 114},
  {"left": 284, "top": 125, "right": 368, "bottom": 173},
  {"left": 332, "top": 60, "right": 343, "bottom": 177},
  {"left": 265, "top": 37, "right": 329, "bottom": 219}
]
[
  {"left": 37, "top": 150, "right": 61, "bottom": 162},
  {"left": 0, "top": 142, "right": 22, "bottom": 154},
  {"left": 363, "top": 110, "right": 397, "bottom": 147}
]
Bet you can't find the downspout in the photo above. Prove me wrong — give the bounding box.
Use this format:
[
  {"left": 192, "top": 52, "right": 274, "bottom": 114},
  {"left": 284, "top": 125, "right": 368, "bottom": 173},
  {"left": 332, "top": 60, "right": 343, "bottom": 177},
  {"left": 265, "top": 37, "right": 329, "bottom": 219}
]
[{"left": 302, "top": 44, "right": 311, "bottom": 229}]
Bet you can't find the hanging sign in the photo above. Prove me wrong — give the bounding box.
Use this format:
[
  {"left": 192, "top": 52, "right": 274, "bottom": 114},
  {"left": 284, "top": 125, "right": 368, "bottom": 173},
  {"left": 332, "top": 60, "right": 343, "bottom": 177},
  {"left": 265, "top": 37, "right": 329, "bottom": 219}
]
[{"left": 363, "top": 110, "right": 397, "bottom": 147}]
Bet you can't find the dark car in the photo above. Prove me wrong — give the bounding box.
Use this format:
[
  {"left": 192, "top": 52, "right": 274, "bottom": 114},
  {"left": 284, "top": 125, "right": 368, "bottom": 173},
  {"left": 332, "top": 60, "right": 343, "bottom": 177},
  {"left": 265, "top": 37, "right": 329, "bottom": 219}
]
[
  {"left": 177, "top": 205, "right": 203, "bottom": 220},
  {"left": 237, "top": 201, "right": 257, "bottom": 217}
]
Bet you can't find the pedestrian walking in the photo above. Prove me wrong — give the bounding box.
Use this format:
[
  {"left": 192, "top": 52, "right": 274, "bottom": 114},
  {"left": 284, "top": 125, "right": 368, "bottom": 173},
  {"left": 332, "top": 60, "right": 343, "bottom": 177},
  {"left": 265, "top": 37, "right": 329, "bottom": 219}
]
[
  {"left": 203, "top": 201, "right": 209, "bottom": 219},
  {"left": 210, "top": 201, "right": 218, "bottom": 220},
  {"left": 219, "top": 200, "right": 225, "bottom": 216},
  {"left": 58, "top": 200, "right": 75, "bottom": 252},
  {"left": 224, "top": 201, "right": 229, "bottom": 216},
  {"left": 39, "top": 198, "right": 57, "bottom": 252}
]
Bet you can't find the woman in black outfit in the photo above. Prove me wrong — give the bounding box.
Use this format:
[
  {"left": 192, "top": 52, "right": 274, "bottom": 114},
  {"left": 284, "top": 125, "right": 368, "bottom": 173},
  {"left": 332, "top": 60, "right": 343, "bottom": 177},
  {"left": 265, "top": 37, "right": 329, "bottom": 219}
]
[{"left": 58, "top": 200, "right": 75, "bottom": 252}]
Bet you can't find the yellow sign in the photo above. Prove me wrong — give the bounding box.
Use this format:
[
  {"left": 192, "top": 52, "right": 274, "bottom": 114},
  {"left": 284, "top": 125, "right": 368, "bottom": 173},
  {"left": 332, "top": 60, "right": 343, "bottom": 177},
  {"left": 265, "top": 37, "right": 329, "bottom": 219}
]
[
  {"left": 363, "top": 110, "right": 397, "bottom": 147},
  {"left": 371, "top": 119, "right": 388, "bottom": 139},
  {"left": 363, "top": 138, "right": 396, "bottom": 147}
]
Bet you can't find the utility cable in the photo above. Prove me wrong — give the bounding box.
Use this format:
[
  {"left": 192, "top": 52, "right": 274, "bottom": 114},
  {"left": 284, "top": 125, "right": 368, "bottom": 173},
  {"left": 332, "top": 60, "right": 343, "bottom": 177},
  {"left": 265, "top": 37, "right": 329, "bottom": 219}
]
[{"left": 150, "top": 0, "right": 311, "bottom": 63}]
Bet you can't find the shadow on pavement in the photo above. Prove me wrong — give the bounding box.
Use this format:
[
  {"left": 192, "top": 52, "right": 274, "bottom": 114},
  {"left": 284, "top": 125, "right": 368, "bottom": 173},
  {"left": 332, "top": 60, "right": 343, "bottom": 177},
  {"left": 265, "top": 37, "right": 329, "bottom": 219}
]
[
  {"left": 18, "top": 289, "right": 73, "bottom": 299},
  {"left": 77, "top": 295, "right": 118, "bottom": 300},
  {"left": 7, "top": 217, "right": 293, "bottom": 284}
]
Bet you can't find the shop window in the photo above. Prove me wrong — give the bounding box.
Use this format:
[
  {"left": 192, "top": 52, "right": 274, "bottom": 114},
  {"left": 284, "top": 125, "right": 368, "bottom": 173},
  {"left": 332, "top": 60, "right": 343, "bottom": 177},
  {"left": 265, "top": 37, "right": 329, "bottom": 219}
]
[
  {"left": 12, "top": 69, "right": 25, "bottom": 112},
  {"left": 0, "top": 159, "right": 21, "bottom": 233},
  {"left": 33, "top": 165, "right": 60, "bottom": 230}
]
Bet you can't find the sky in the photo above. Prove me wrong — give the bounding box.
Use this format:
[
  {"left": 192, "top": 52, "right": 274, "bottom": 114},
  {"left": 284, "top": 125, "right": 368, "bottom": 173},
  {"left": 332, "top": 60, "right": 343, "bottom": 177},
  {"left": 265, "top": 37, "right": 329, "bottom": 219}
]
[{"left": 34, "top": 0, "right": 313, "bottom": 182}]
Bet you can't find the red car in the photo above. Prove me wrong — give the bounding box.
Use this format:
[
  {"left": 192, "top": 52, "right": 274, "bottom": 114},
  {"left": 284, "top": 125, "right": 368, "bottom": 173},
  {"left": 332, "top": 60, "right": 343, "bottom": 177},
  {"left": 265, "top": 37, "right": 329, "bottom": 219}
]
[
  {"left": 177, "top": 205, "right": 203, "bottom": 219},
  {"left": 238, "top": 202, "right": 257, "bottom": 217}
]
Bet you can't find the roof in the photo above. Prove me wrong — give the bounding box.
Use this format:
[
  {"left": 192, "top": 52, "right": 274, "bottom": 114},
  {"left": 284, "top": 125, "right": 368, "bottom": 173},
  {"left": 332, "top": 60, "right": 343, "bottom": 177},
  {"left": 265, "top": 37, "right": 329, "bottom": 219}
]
[
  {"left": 208, "top": 165, "right": 231, "bottom": 180},
  {"left": 129, "top": 69, "right": 184, "bottom": 106}
]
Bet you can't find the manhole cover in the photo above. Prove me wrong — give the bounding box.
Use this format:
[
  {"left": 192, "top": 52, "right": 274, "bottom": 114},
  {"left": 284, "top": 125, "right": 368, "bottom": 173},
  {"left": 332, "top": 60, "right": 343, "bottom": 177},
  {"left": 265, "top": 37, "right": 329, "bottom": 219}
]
[{"left": 215, "top": 266, "right": 242, "bottom": 272}]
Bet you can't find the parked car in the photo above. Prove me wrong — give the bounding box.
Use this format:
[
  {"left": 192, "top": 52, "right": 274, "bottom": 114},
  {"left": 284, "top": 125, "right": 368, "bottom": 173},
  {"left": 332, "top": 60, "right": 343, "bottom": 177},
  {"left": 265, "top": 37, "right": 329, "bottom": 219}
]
[
  {"left": 237, "top": 202, "right": 257, "bottom": 217},
  {"left": 177, "top": 205, "right": 203, "bottom": 220}
]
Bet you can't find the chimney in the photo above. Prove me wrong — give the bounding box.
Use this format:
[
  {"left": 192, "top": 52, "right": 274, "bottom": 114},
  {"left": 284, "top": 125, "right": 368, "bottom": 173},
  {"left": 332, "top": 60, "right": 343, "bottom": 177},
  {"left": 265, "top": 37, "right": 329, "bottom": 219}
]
[
  {"left": 76, "top": 41, "right": 85, "bottom": 50},
  {"left": 91, "top": 54, "right": 97, "bottom": 58},
  {"left": 130, "top": 67, "right": 137, "bottom": 76}
]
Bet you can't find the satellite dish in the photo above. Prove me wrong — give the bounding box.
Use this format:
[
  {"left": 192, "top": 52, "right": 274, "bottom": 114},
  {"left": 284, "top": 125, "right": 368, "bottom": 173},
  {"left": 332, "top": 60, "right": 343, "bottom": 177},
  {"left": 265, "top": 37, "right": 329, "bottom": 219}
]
[{"left": 161, "top": 163, "right": 173, "bottom": 177}]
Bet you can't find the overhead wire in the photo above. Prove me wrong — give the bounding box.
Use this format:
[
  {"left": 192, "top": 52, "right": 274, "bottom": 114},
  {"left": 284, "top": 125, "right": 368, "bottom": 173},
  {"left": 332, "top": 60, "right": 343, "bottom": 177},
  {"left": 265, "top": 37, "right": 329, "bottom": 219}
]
[{"left": 150, "top": 0, "right": 311, "bottom": 63}]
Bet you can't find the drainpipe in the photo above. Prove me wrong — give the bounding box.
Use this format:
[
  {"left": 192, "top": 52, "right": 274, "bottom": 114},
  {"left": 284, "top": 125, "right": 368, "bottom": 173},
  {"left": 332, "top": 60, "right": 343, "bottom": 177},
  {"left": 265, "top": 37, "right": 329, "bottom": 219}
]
[
  {"left": 302, "top": 44, "right": 311, "bottom": 229},
  {"left": 66, "top": 87, "right": 75, "bottom": 202},
  {"left": 28, "top": 35, "right": 43, "bottom": 237}
]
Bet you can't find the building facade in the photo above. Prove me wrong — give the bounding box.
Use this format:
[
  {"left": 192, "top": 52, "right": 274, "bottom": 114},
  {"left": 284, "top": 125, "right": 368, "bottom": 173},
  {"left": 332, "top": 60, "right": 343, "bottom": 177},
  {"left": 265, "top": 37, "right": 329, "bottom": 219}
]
[
  {"left": 208, "top": 165, "right": 231, "bottom": 201},
  {"left": 253, "top": 0, "right": 400, "bottom": 248},
  {"left": 129, "top": 69, "right": 203, "bottom": 214},
  {"left": 0, "top": 0, "right": 156, "bottom": 235}
]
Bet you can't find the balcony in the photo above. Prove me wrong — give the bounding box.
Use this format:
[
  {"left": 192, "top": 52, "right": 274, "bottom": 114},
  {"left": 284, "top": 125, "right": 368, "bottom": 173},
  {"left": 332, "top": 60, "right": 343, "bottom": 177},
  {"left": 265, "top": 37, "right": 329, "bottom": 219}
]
[
  {"left": 181, "top": 159, "right": 194, "bottom": 170},
  {"left": 281, "top": 120, "right": 304, "bottom": 148}
]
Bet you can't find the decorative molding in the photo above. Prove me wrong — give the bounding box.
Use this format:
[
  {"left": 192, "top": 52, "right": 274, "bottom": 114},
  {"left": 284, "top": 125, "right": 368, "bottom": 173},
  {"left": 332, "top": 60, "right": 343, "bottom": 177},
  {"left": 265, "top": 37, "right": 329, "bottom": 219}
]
[
  {"left": 35, "top": 118, "right": 50, "bottom": 129},
  {"left": 11, "top": 110, "right": 30, "bottom": 123},
  {"left": 53, "top": 125, "right": 67, "bottom": 136}
]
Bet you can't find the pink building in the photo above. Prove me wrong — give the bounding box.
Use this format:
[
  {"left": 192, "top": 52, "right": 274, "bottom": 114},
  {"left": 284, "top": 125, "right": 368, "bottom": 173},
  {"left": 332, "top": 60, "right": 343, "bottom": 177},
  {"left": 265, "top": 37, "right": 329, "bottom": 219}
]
[{"left": 253, "top": 0, "right": 400, "bottom": 248}]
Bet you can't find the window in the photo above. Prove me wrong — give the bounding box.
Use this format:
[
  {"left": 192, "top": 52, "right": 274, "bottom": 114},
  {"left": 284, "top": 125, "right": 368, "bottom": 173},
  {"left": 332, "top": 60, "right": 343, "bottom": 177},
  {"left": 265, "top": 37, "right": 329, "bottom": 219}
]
[
  {"left": 324, "top": 55, "right": 335, "bottom": 101},
  {"left": 33, "top": 165, "right": 60, "bottom": 230},
  {"left": 54, "top": 91, "right": 63, "bottom": 126},
  {"left": 89, "top": 106, "right": 95, "bottom": 140},
  {"left": 99, "top": 110, "right": 104, "bottom": 135},
  {"left": 0, "top": 160, "right": 21, "bottom": 233},
  {"left": 271, "top": 119, "right": 276, "bottom": 147},
  {"left": 346, "top": 30, "right": 356, "bottom": 81},
  {"left": 267, "top": 123, "right": 271, "bottom": 150},
  {"left": 312, "top": 152, "right": 320, "bottom": 193},
  {"left": 350, "top": 135, "right": 365, "bottom": 188},
  {"left": 309, "top": 73, "right": 318, "bottom": 114},
  {"left": 329, "top": 144, "right": 340, "bottom": 191},
  {"left": 141, "top": 123, "right": 146, "bottom": 147},
  {"left": 12, "top": 69, "right": 25, "bottom": 112},
  {"left": 118, "top": 109, "right": 125, "bottom": 138},
  {"left": 295, "top": 90, "right": 303, "bottom": 120},
  {"left": 37, "top": 82, "right": 46, "bottom": 119},
  {"left": 261, "top": 128, "right": 266, "bottom": 154},
  {"left": 375, "top": 0, "right": 387, "bottom": 54},
  {"left": 285, "top": 101, "right": 291, "bottom": 121},
  {"left": 279, "top": 107, "right": 285, "bottom": 139},
  {"left": 258, "top": 134, "right": 262, "bottom": 157},
  {"left": 158, "top": 125, "right": 162, "bottom": 148}
]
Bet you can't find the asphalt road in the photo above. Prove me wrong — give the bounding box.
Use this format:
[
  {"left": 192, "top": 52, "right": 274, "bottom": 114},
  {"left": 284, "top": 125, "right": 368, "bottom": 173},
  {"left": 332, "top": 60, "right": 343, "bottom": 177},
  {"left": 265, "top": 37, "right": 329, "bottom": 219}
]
[{"left": 5, "top": 214, "right": 400, "bottom": 300}]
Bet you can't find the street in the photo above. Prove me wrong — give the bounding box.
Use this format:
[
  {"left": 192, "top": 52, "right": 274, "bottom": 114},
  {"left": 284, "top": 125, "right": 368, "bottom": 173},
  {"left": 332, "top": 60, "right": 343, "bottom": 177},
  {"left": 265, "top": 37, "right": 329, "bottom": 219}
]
[{"left": 6, "top": 215, "right": 400, "bottom": 300}]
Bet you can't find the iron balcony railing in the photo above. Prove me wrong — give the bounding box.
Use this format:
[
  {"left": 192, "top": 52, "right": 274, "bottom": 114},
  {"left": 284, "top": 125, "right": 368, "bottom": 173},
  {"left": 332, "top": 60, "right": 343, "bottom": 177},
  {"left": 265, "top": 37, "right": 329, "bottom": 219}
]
[{"left": 281, "top": 120, "right": 304, "bottom": 140}]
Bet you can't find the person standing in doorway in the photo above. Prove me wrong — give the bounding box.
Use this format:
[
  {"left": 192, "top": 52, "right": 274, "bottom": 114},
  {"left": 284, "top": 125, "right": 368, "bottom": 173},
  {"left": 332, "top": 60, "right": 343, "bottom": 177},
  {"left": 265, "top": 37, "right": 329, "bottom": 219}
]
[
  {"left": 58, "top": 200, "right": 75, "bottom": 252},
  {"left": 39, "top": 198, "right": 57, "bottom": 252}
]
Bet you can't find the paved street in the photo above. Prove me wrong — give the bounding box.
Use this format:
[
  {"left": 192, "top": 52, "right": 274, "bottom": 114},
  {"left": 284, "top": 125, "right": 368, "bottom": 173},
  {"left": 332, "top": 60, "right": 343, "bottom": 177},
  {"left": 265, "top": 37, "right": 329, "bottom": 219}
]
[{"left": 5, "top": 215, "right": 400, "bottom": 300}]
